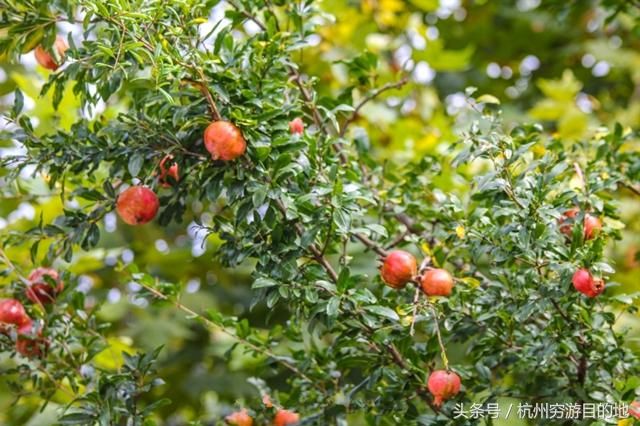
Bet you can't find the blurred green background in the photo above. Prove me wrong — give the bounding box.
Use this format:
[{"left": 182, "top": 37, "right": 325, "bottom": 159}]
[{"left": 0, "top": 0, "right": 638, "bottom": 424}]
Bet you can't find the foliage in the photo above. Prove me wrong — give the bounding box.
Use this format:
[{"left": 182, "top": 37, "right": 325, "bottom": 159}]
[{"left": 0, "top": 0, "right": 639, "bottom": 425}]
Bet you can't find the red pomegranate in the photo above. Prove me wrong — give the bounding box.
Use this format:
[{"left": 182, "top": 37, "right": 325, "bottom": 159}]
[
  {"left": 380, "top": 250, "right": 418, "bottom": 289},
  {"left": 116, "top": 186, "right": 160, "bottom": 225},
  {"left": 427, "top": 370, "right": 461, "bottom": 407},
  {"left": 16, "top": 321, "right": 47, "bottom": 358},
  {"left": 34, "top": 36, "right": 68, "bottom": 71},
  {"left": 0, "top": 299, "right": 31, "bottom": 332},
  {"left": 572, "top": 268, "right": 605, "bottom": 298},
  {"left": 289, "top": 118, "right": 304, "bottom": 135},
  {"left": 225, "top": 409, "right": 253, "bottom": 426},
  {"left": 583, "top": 214, "right": 602, "bottom": 240},
  {"left": 26, "top": 267, "right": 64, "bottom": 304},
  {"left": 559, "top": 208, "right": 602, "bottom": 240},
  {"left": 158, "top": 155, "right": 179, "bottom": 188},
  {"left": 273, "top": 409, "right": 300, "bottom": 426},
  {"left": 420, "top": 268, "right": 454, "bottom": 296},
  {"left": 630, "top": 401, "right": 640, "bottom": 419},
  {"left": 204, "top": 121, "right": 246, "bottom": 161}
]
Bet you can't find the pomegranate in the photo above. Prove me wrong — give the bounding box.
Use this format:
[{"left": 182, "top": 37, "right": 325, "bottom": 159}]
[
  {"left": 289, "top": 118, "right": 304, "bottom": 135},
  {"left": 158, "top": 155, "right": 179, "bottom": 188},
  {"left": 572, "top": 268, "right": 605, "bottom": 298},
  {"left": 0, "top": 299, "right": 31, "bottom": 332},
  {"left": 34, "top": 36, "right": 68, "bottom": 71},
  {"left": 583, "top": 214, "right": 602, "bottom": 240},
  {"left": 630, "top": 401, "right": 640, "bottom": 419},
  {"left": 225, "top": 409, "right": 253, "bottom": 426},
  {"left": 116, "top": 186, "right": 160, "bottom": 225},
  {"left": 559, "top": 208, "right": 579, "bottom": 237},
  {"left": 26, "top": 267, "right": 64, "bottom": 304},
  {"left": 420, "top": 268, "right": 454, "bottom": 297},
  {"left": 559, "top": 208, "right": 602, "bottom": 240},
  {"left": 427, "top": 370, "right": 461, "bottom": 407},
  {"left": 273, "top": 409, "right": 299, "bottom": 426},
  {"left": 380, "top": 250, "right": 418, "bottom": 289},
  {"left": 16, "top": 321, "right": 47, "bottom": 358},
  {"left": 204, "top": 121, "right": 246, "bottom": 161},
  {"left": 262, "top": 394, "right": 273, "bottom": 408}
]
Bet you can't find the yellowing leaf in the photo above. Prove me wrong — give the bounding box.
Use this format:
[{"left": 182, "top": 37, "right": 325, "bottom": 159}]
[
  {"left": 537, "top": 69, "right": 582, "bottom": 101},
  {"left": 477, "top": 94, "right": 500, "bottom": 105},
  {"left": 93, "top": 337, "right": 134, "bottom": 370},
  {"left": 413, "top": 39, "right": 474, "bottom": 72},
  {"left": 456, "top": 225, "right": 466, "bottom": 239},
  {"left": 558, "top": 108, "right": 588, "bottom": 139},
  {"left": 460, "top": 277, "right": 481, "bottom": 288},
  {"left": 529, "top": 99, "right": 566, "bottom": 121},
  {"left": 408, "top": 0, "right": 438, "bottom": 11}
]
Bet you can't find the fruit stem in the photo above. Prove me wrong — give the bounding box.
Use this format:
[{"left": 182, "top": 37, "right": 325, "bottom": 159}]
[
  {"left": 428, "top": 301, "right": 449, "bottom": 371},
  {"left": 410, "top": 286, "right": 421, "bottom": 336}
]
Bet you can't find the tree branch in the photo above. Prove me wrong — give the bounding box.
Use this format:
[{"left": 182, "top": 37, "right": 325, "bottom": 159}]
[
  {"left": 138, "top": 280, "right": 324, "bottom": 391},
  {"left": 340, "top": 77, "right": 409, "bottom": 137}
]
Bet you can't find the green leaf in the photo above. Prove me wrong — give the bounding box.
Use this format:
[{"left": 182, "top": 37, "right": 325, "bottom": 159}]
[
  {"left": 252, "top": 277, "right": 278, "bottom": 289},
  {"left": 364, "top": 305, "right": 399, "bottom": 322},
  {"left": 128, "top": 153, "right": 144, "bottom": 178},
  {"left": 326, "top": 297, "right": 341, "bottom": 317}
]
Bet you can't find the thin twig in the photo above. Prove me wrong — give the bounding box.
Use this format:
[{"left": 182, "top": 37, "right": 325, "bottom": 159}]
[
  {"left": 340, "top": 77, "right": 409, "bottom": 137},
  {"left": 138, "top": 280, "right": 323, "bottom": 390},
  {"left": 273, "top": 199, "right": 338, "bottom": 282},
  {"left": 409, "top": 286, "right": 421, "bottom": 337},
  {"left": 620, "top": 181, "right": 640, "bottom": 197},
  {"left": 182, "top": 77, "right": 221, "bottom": 121},
  {"left": 428, "top": 302, "right": 449, "bottom": 370}
]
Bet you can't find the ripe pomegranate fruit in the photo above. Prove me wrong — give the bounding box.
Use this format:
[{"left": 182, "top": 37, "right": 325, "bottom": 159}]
[
  {"left": 427, "top": 370, "right": 461, "bottom": 407},
  {"left": 204, "top": 121, "right": 246, "bottom": 161},
  {"left": 26, "top": 267, "right": 64, "bottom": 304},
  {"left": 0, "top": 299, "right": 31, "bottom": 332},
  {"left": 572, "top": 268, "right": 605, "bottom": 298},
  {"left": 262, "top": 394, "right": 273, "bottom": 408},
  {"left": 158, "top": 155, "right": 179, "bottom": 188},
  {"left": 273, "top": 409, "right": 299, "bottom": 426},
  {"left": 16, "top": 321, "right": 47, "bottom": 358},
  {"left": 420, "top": 268, "right": 454, "bottom": 297},
  {"left": 559, "top": 208, "right": 601, "bottom": 240},
  {"left": 583, "top": 214, "right": 602, "bottom": 240},
  {"left": 34, "top": 36, "right": 68, "bottom": 71},
  {"left": 116, "top": 186, "right": 160, "bottom": 225},
  {"left": 225, "top": 409, "right": 253, "bottom": 426},
  {"left": 289, "top": 118, "right": 304, "bottom": 135},
  {"left": 630, "top": 401, "right": 640, "bottom": 419},
  {"left": 380, "top": 250, "right": 418, "bottom": 289}
]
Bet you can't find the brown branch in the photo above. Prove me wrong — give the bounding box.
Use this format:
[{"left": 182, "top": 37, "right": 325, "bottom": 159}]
[
  {"left": 354, "top": 233, "right": 388, "bottom": 257},
  {"left": 409, "top": 286, "right": 421, "bottom": 337},
  {"left": 340, "top": 77, "right": 409, "bottom": 137},
  {"left": 138, "top": 280, "right": 323, "bottom": 390},
  {"left": 274, "top": 199, "right": 338, "bottom": 282},
  {"left": 620, "top": 181, "right": 640, "bottom": 197},
  {"left": 182, "top": 77, "right": 221, "bottom": 121}
]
